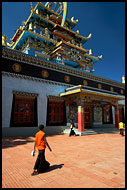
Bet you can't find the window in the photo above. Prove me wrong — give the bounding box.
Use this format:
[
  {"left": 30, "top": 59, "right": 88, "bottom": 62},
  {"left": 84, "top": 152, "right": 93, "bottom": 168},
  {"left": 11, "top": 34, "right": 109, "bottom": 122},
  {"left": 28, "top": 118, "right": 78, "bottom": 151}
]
[
  {"left": 47, "top": 101, "right": 65, "bottom": 125},
  {"left": 13, "top": 97, "right": 35, "bottom": 125}
]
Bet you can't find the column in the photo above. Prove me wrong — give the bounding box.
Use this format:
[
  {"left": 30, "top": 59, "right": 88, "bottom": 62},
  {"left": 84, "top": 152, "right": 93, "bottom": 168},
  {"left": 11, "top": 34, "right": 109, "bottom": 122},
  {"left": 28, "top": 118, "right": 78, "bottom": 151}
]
[
  {"left": 115, "top": 105, "right": 120, "bottom": 129},
  {"left": 78, "top": 104, "right": 84, "bottom": 133},
  {"left": 123, "top": 106, "right": 125, "bottom": 123}
]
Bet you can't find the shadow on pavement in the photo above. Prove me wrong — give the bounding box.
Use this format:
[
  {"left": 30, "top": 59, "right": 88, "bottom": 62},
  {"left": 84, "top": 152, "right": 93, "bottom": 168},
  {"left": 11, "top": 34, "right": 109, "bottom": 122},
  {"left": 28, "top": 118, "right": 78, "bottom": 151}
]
[
  {"left": 41, "top": 164, "right": 64, "bottom": 174},
  {"left": 2, "top": 136, "right": 34, "bottom": 149}
]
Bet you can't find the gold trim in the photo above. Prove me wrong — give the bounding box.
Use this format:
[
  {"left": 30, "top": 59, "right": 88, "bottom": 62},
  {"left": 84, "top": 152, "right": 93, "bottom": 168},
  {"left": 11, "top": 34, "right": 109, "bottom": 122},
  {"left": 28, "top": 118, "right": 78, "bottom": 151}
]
[
  {"left": 28, "top": 30, "right": 57, "bottom": 44},
  {"left": 110, "top": 86, "right": 114, "bottom": 92},
  {"left": 60, "top": 89, "right": 81, "bottom": 96},
  {"left": 38, "top": 2, "right": 76, "bottom": 26},
  {"left": 13, "top": 90, "right": 39, "bottom": 98},
  {"left": 60, "top": 88, "right": 124, "bottom": 101},
  {"left": 64, "top": 75, "right": 70, "bottom": 83},
  {"left": 12, "top": 31, "right": 25, "bottom": 49},
  {"left": 83, "top": 80, "right": 88, "bottom": 86},
  {"left": 98, "top": 84, "right": 102, "bottom": 89},
  {"left": 53, "top": 24, "right": 91, "bottom": 41},
  {"left": 41, "top": 70, "right": 49, "bottom": 78},
  {"left": 55, "top": 40, "right": 88, "bottom": 54},
  {"left": 12, "top": 63, "right": 21, "bottom": 72},
  {"left": 85, "top": 53, "right": 100, "bottom": 61}
]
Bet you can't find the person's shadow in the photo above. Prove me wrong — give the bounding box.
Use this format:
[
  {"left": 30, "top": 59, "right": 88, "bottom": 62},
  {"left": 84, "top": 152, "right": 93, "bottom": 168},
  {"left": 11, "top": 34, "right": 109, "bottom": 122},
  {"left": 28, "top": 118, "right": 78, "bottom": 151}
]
[{"left": 42, "top": 164, "right": 64, "bottom": 173}]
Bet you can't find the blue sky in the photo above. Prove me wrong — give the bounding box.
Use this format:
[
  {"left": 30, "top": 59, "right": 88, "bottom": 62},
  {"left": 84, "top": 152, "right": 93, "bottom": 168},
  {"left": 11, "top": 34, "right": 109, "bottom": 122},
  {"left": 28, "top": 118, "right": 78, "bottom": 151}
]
[{"left": 2, "top": 2, "right": 125, "bottom": 83}]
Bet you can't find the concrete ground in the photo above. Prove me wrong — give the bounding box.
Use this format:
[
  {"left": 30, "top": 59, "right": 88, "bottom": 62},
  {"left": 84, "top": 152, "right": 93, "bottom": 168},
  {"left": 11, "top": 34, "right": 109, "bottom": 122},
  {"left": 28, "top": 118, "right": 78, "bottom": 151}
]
[{"left": 2, "top": 132, "right": 125, "bottom": 188}]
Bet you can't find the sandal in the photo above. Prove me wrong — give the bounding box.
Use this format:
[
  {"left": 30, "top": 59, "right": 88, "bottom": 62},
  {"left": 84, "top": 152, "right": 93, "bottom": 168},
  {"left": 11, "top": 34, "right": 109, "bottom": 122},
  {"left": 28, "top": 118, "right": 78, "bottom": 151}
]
[{"left": 31, "top": 171, "right": 39, "bottom": 176}]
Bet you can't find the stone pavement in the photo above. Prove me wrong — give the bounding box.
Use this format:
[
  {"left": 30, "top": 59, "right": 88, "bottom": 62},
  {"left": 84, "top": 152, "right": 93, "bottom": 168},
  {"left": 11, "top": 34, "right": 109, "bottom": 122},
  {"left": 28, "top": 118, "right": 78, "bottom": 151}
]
[{"left": 2, "top": 132, "right": 125, "bottom": 188}]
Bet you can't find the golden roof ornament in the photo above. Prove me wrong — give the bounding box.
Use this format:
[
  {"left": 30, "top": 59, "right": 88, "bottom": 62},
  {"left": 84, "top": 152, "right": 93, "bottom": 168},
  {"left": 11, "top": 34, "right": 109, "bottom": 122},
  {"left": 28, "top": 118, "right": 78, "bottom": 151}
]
[
  {"left": 30, "top": 2, "right": 34, "bottom": 12},
  {"left": 87, "top": 33, "right": 92, "bottom": 39},
  {"left": 71, "top": 17, "right": 78, "bottom": 23},
  {"left": 122, "top": 76, "right": 125, "bottom": 83},
  {"left": 98, "top": 55, "right": 102, "bottom": 59},
  {"left": 2, "top": 34, "right": 7, "bottom": 47},
  {"left": 89, "top": 49, "right": 92, "bottom": 55},
  {"left": 76, "top": 30, "right": 79, "bottom": 34}
]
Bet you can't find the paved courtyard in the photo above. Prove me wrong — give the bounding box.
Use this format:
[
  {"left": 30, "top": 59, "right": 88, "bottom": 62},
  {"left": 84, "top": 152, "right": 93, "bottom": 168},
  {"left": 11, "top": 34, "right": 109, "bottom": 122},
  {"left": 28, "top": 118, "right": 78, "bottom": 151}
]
[{"left": 2, "top": 132, "right": 125, "bottom": 188}]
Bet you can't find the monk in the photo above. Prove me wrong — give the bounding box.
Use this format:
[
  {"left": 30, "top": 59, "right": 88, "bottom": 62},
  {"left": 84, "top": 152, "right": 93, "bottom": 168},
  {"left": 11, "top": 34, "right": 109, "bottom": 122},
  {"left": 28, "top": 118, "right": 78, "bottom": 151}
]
[{"left": 31, "top": 124, "right": 52, "bottom": 175}]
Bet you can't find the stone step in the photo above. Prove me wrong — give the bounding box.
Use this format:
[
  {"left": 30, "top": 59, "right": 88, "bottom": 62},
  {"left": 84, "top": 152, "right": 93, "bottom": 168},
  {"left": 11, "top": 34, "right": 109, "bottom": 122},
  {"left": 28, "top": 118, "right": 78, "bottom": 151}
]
[{"left": 63, "top": 127, "right": 119, "bottom": 136}]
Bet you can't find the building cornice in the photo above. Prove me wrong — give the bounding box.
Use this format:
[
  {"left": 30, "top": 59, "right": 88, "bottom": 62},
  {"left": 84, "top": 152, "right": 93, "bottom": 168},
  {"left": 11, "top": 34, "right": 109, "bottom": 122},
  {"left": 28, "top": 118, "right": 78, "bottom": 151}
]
[
  {"left": 2, "top": 47, "right": 125, "bottom": 89},
  {"left": 2, "top": 71, "right": 72, "bottom": 88}
]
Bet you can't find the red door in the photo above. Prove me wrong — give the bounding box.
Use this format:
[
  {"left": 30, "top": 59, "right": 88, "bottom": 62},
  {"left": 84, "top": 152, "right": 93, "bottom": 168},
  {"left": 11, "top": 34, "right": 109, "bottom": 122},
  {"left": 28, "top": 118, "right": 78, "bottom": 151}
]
[{"left": 84, "top": 107, "right": 90, "bottom": 128}]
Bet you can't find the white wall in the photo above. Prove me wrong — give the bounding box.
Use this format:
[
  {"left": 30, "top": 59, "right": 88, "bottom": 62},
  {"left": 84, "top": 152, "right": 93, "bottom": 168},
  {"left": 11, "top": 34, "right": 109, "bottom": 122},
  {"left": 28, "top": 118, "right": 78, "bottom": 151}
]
[{"left": 2, "top": 75, "right": 67, "bottom": 128}]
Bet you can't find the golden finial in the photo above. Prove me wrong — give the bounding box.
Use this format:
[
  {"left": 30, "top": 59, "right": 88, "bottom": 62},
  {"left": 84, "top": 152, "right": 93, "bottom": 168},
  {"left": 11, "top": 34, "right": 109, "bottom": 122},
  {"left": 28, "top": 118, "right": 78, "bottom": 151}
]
[
  {"left": 2, "top": 34, "right": 7, "bottom": 47},
  {"left": 122, "top": 76, "right": 125, "bottom": 83},
  {"left": 87, "top": 33, "right": 92, "bottom": 39},
  {"left": 98, "top": 55, "right": 102, "bottom": 59},
  {"left": 89, "top": 49, "right": 92, "bottom": 55},
  {"left": 71, "top": 17, "right": 78, "bottom": 23},
  {"left": 76, "top": 30, "right": 79, "bottom": 34},
  {"left": 30, "top": 2, "right": 33, "bottom": 11}
]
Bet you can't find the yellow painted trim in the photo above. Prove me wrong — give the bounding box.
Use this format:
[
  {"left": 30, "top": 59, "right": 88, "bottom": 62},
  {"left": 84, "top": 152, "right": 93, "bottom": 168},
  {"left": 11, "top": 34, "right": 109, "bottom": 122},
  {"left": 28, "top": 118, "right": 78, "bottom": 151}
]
[
  {"left": 60, "top": 88, "right": 124, "bottom": 101},
  {"left": 7, "top": 41, "right": 15, "bottom": 47},
  {"left": 85, "top": 53, "right": 100, "bottom": 61},
  {"left": 53, "top": 24, "right": 90, "bottom": 41},
  {"left": 60, "top": 89, "right": 81, "bottom": 97},
  {"left": 12, "top": 31, "right": 25, "bottom": 49},
  {"left": 24, "top": 10, "right": 34, "bottom": 26},
  {"left": 81, "top": 91, "right": 124, "bottom": 100},
  {"left": 50, "top": 46, "right": 63, "bottom": 55},
  {"left": 11, "top": 29, "right": 23, "bottom": 42},
  {"left": 38, "top": 2, "right": 76, "bottom": 26},
  {"left": 28, "top": 30, "right": 57, "bottom": 44},
  {"left": 34, "top": 12, "right": 56, "bottom": 26},
  {"left": 55, "top": 40, "right": 88, "bottom": 54}
]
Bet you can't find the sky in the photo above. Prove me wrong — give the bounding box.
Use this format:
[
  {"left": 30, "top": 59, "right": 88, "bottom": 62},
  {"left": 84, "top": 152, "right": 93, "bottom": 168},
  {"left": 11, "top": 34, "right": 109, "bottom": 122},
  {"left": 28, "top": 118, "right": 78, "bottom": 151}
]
[{"left": 2, "top": 2, "right": 125, "bottom": 83}]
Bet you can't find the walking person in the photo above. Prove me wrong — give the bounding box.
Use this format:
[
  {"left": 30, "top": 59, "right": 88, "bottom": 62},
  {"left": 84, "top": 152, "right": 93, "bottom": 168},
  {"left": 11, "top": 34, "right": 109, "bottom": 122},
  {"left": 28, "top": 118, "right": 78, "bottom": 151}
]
[
  {"left": 31, "top": 124, "right": 52, "bottom": 176},
  {"left": 119, "top": 121, "right": 125, "bottom": 136},
  {"left": 69, "top": 119, "right": 77, "bottom": 136}
]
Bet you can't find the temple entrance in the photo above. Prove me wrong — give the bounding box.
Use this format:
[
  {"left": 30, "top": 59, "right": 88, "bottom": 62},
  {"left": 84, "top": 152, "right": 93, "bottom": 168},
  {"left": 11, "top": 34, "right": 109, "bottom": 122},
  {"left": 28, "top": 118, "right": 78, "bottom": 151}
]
[
  {"left": 103, "top": 105, "right": 113, "bottom": 124},
  {"left": 84, "top": 107, "right": 90, "bottom": 128}
]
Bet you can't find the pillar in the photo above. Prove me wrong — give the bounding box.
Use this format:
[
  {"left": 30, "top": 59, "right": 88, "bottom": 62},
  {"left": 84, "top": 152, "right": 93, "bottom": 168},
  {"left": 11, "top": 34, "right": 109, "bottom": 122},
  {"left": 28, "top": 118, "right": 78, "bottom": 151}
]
[
  {"left": 78, "top": 105, "right": 84, "bottom": 133},
  {"left": 115, "top": 105, "right": 120, "bottom": 129}
]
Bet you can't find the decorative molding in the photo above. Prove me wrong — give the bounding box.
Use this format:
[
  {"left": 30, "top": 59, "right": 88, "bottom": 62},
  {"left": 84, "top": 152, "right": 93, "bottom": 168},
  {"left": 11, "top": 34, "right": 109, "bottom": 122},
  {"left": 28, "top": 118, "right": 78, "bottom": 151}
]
[
  {"left": 2, "top": 48, "right": 125, "bottom": 89},
  {"left": 120, "top": 89, "right": 124, "bottom": 95},
  {"left": 2, "top": 71, "right": 72, "bottom": 88},
  {"left": 64, "top": 75, "right": 70, "bottom": 83},
  {"left": 110, "top": 86, "right": 114, "bottom": 92},
  {"left": 98, "top": 84, "right": 102, "bottom": 89},
  {"left": 13, "top": 90, "right": 39, "bottom": 98},
  {"left": 12, "top": 63, "right": 21, "bottom": 72},
  {"left": 41, "top": 70, "right": 49, "bottom": 78},
  {"left": 83, "top": 80, "right": 88, "bottom": 86},
  {"left": 48, "top": 95, "right": 64, "bottom": 102}
]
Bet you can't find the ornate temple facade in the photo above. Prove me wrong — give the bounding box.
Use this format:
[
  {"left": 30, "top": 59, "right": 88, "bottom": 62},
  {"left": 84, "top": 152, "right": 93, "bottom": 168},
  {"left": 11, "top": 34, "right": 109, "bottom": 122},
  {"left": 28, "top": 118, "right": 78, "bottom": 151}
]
[{"left": 2, "top": 2, "right": 125, "bottom": 136}]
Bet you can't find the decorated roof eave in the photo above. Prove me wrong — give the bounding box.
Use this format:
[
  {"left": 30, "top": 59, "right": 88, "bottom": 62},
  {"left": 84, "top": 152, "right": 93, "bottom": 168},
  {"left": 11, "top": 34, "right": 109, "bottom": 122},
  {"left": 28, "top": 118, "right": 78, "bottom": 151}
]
[
  {"left": 12, "top": 30, "right": 57, "bottom": 50},
  {"left": 37, "top": 2, "right": 77, "bottom": 28},
  {"left": 60, "top": 88, "right": 125, "bottom": 101},
  {"left": 11, "top": 28, "right": 23, "bottom": 42},
  {"left": 55, "top": 40, "right": 88, "bottom": 54},
  {"left": 85, "top": 53, "right": 102, "bottom": 63},
  {"left": 53, "top": 24, "right": 92, "bottom": 42},
  {"left": 24, "top": 9, "right": 56, "bottom": 28}
]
